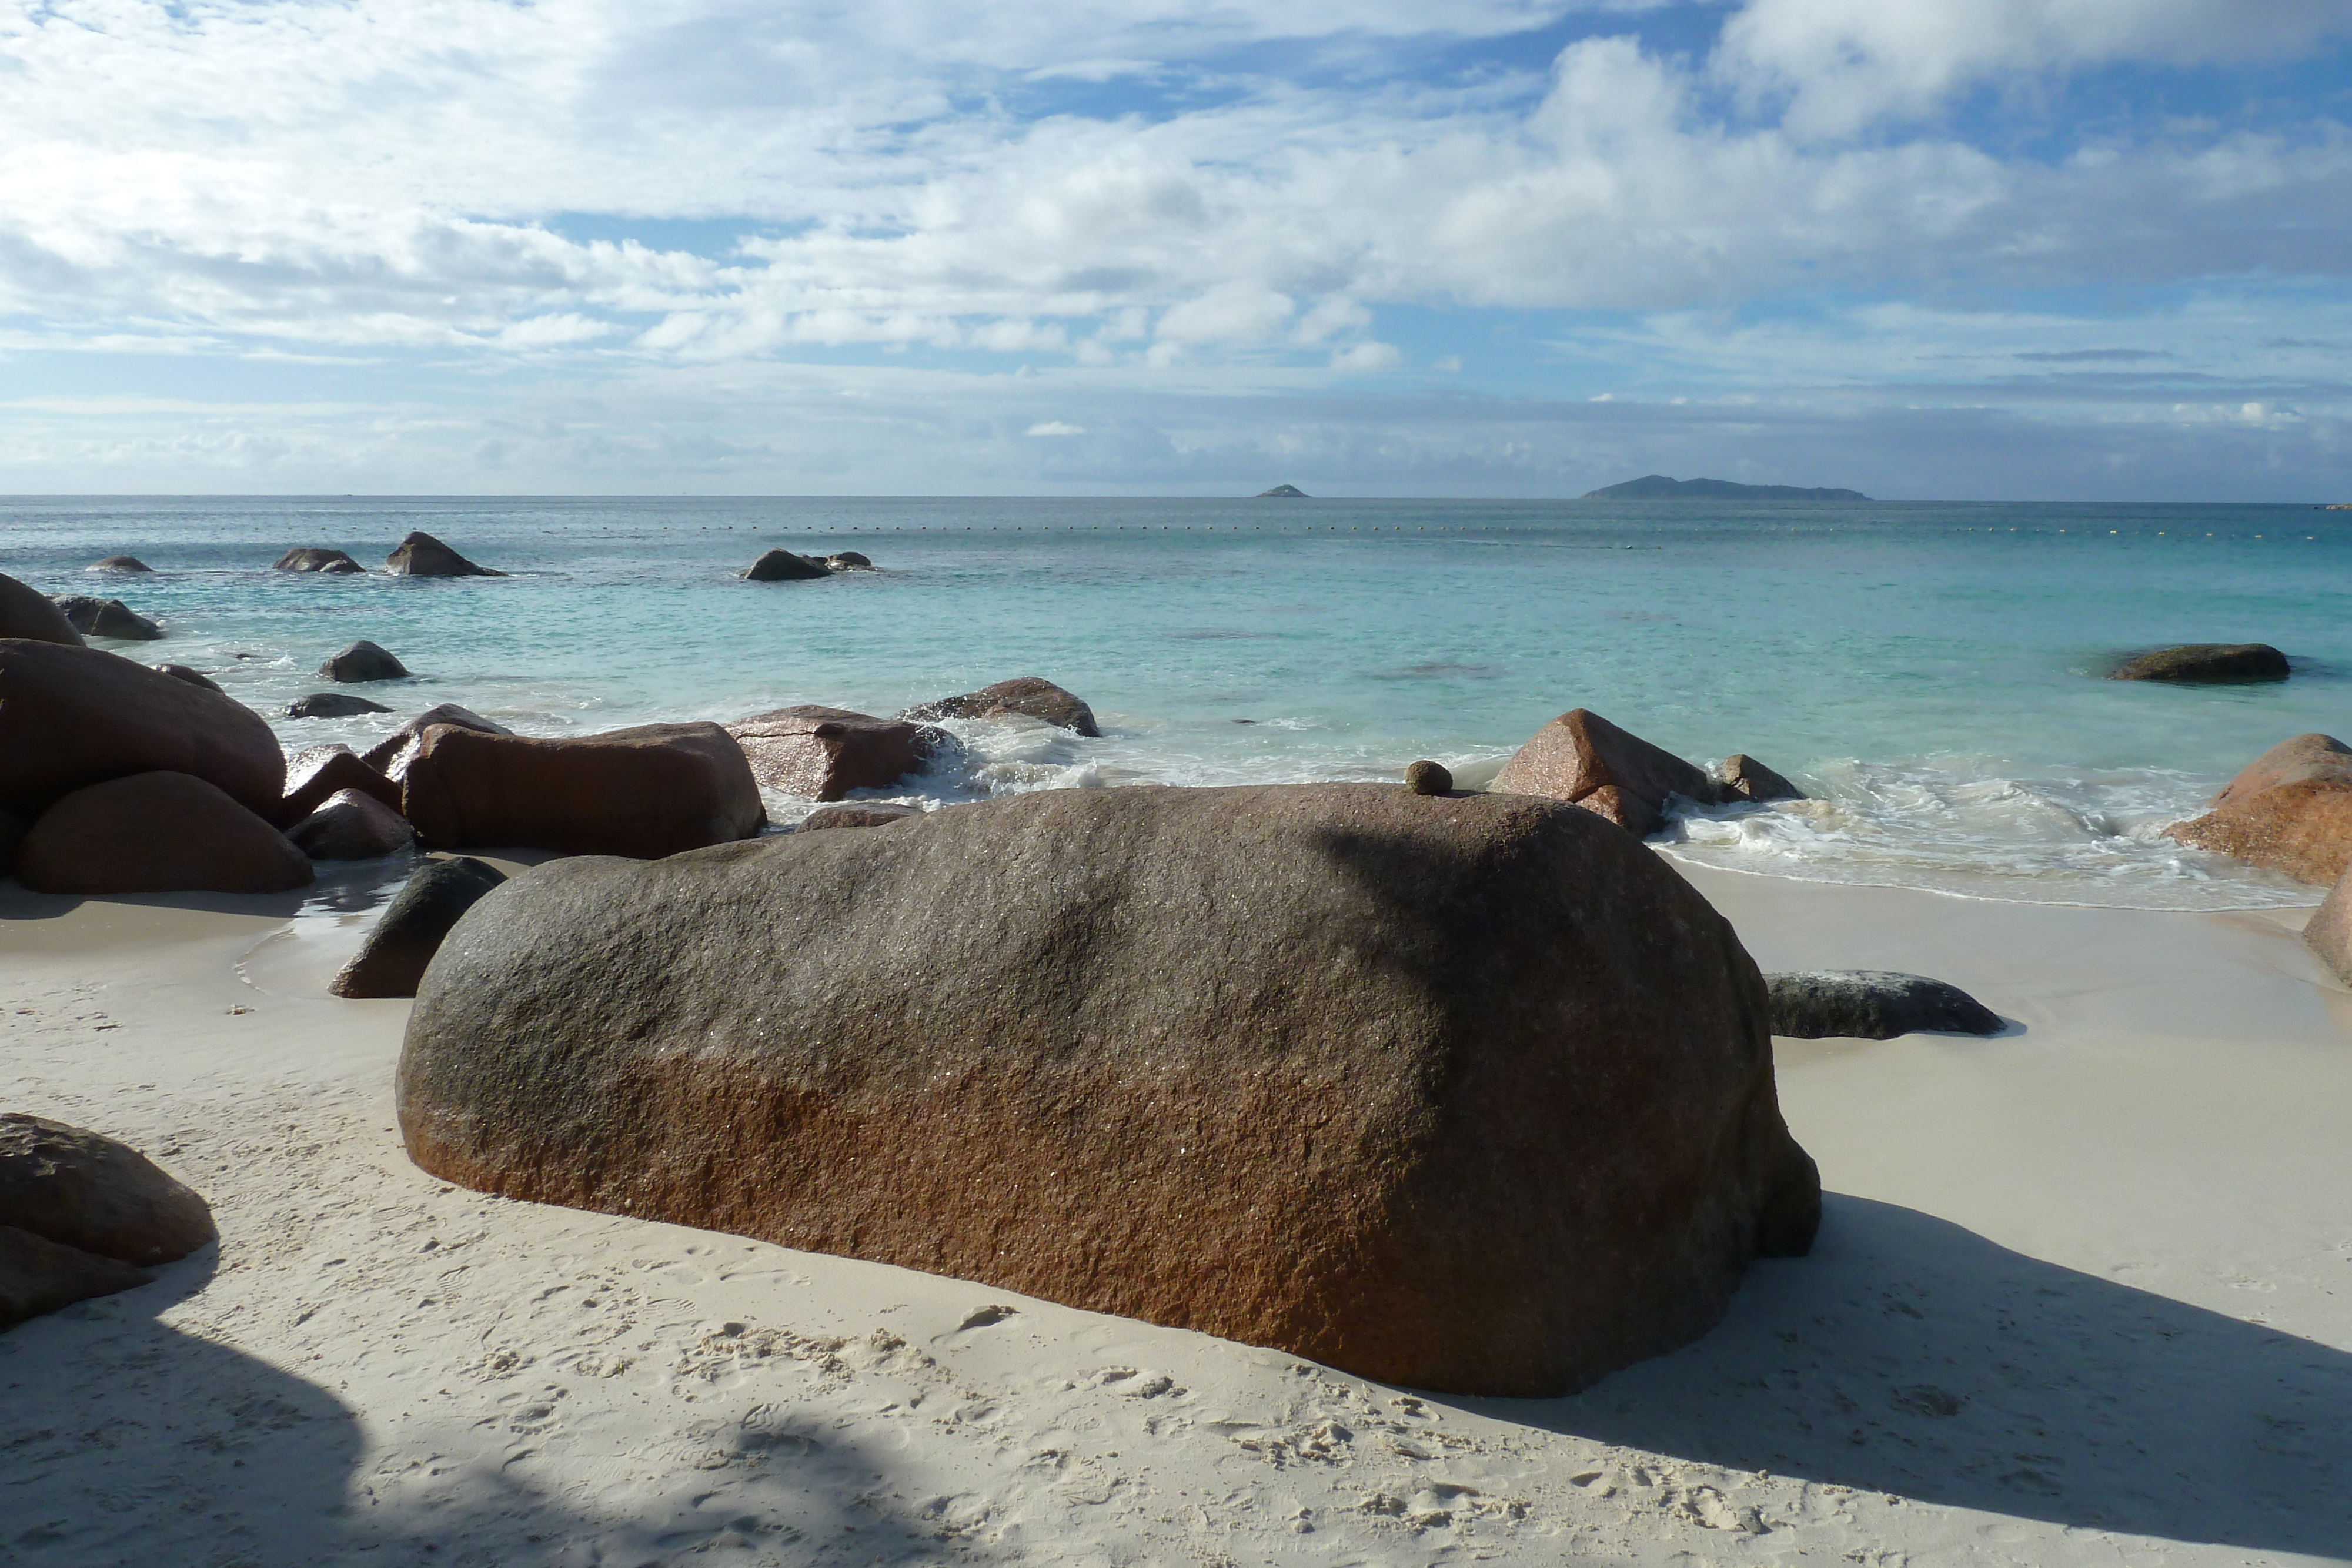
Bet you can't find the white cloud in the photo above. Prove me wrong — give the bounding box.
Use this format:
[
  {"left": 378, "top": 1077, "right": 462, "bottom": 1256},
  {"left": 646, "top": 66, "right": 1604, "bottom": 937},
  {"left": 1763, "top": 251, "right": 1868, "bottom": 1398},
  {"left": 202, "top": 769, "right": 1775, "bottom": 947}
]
[
  {"left": 1027, "top": 420, "right": 1087, "bottom": 434},
  {"left": 1329, "top": 341, "right": 1401, "bottom": 372}
]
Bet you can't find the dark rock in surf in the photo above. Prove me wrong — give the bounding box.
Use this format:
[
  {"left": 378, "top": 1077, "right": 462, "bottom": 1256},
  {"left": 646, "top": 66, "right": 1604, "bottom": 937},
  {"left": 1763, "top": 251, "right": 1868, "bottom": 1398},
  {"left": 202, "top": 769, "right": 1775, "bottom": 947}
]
[
  {"left": 1256, "top": 484, "right": 1308, "bottom": 498},
  {"left": 331, "top": 856, "right": 507, "bottom": 999},
  {"left": 89, "top": 556, "right": 153, "bottom": 574},
  {"left": 288, "top": 788, "right": 416, "bottom": 860},
  {"left": 1765, "top": 972, "right": 2002, "bottom": 1039},
  {"left": 385, "top": 531, "right": 502, "bottom": 577},
  {"left": 273, "top": 547, "right": 366, "bottom": 574},
  {"left": 287, "top": 691, "right": 393, "bottom": 720},
  {"left": 0, "top": 572, "right": 84, "bottom": 646},
  {"left": 824, "top": 551, "right": 874, "bottom": 571},
  {"left": 319, "top": 640, "right": 409, "bottom": 683},
  {"left": 360, "top": 703, "right": 512, "bottom": 780},
  {"left": 15, "top": 771, "right": 313, "bottom": 895},
  {"left": 1404, "top": 760, "right": 1452, "bottom": 796},
  {"left": 726, "top": 706, "right": 943, "bottom": 801},
  {"left": 743, "top": 549, "right": 831, "bottom": 582},
  {"left": 2166, "top": 733, "right": 2352, "bottom": 887},
  {"left": 400, "top": 721, "right": 764, "bottom": 858},
  {"left": 1712, "top": 754, "right": 1804, "bottom": 803},
  {"left": 1493, "top": 708, "right": 1716, "bottom": 835},
  {"left": 0, "top": 1113, "right": 218, "bottom": 1266},
  {"left": 0, "top": 640, "right": 285, "bottom": 818},
  {"left": 2107, "top": 643, "right": 2290, "bottom": 684},
  {"left": 53, "top": 596, "right": 162, "bottom": 641},
  {"left": 903, "top": 676, "right": 1101, "bottom": 737},
  {"left": 799, "top": 802, "right": 923, "bottom": 831},
  {"left": 277, "top": 744, "right": 403, "bottom": 826},
  {"left": 397, "top": 783, "right": 1819, "bottom": 1398},
  {"left": 154, "top": 664, "right": 221, "bottom": 694}
]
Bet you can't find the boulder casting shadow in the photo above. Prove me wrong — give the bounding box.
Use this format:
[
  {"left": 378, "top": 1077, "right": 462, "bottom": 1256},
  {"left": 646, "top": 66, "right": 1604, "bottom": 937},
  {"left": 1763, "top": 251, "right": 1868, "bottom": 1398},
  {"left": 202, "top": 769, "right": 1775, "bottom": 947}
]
[{"left": 1475, "top": 1195, "right": 2352, "bottom": 1559}]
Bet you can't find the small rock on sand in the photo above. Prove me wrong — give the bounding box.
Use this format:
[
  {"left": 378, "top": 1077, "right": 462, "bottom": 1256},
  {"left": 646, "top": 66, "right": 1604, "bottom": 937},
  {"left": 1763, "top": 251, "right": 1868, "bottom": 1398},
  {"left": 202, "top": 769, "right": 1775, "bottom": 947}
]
[
  {"left": 1765, "top": 971, "right": 2002, "bottom": 1039},
  {"left": 0, "top": 1112, "right": 218, "bottom": 1265},
  {"left": 332, "top": 855, "right": 507, "bottom": 999}
]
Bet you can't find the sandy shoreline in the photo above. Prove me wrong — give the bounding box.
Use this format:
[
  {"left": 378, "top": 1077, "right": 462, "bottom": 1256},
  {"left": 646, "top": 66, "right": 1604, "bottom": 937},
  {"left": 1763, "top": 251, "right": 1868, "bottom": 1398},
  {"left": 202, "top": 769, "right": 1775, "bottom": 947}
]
[{"left": 4, "top": 858, "right": 2349, "bottom": 1566}]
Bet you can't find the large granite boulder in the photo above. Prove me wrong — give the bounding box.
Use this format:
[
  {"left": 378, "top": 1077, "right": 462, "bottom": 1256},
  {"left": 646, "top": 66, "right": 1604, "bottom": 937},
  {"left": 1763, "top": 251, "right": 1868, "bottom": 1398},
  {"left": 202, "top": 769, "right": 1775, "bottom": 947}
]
[
  {"left": 89, "top": 556, "right": 153, "bottom": 574},
  {"left": 402, "top": 721, "right": 764, "bottom": 858},
  {"left": 54, "top": 596, "right": 162, "bottom": 641},
  {"left": 2166, "top": 733, "right": 2352, "bottom": 886},
  {"left": 332, "top": 856, "right": 506, "bottom": 999},
  {"left": 385, "top": 531, "right": 502, "bottom": 577},
  {"left": 289, "top": 788, "right": 416, "bottom": 860},
  {"left": 903, "top": 676, "right": 1101, "bottom": 737},
  {"left": 1, "top": 1223, "right": 154, "bottom": 1330},
  {"left": 1765, "top": 972, "right": 2002, "bottom": 1039},
  {"left": 16, "top": 772, "right": 314, "bottom": 894},
  {"left": 726, "top": 706, "right": 942, "bottom": 800},
  {"left": 0, "top": 574, "right": 84, "bottom": 646},
  {"left": 273, "top": 547, "right": 366, "bottom": 574},
  {"left": 319, "top": 640, "right": 409, "bottom": 682},
  {"left": 287, "top": 691, "right": 393, "bottom": 720},
  {"left": 360, "top": 703, "right": 512, "bottom": 779},
  {"left": 0, "top": 1114, "right": 218, "bottom": 1265},
  {"left": 742, "top": 549, "right": 831, "bottom": 581},
  {"left": 2108, "top": 643, "right": 2290, "bottom": 683},
  {"left": 0, "top": 808, "right": 24, "bottom": 877},
  {"left": 2303, "top": 866, "right": 2352, "bottom": 987},
  {"left": 277, "top": 744, "right": 403, "bottom": 825},
  {"left": 0, "top": 640, "right": 285, "bottom": 818},
  {"left": 1712, "top": 754, "right": 1804, "bottom": 803},
  {"left": 398, "top": 783, "right": 1820, "bottom": 1398},
  {"left": 1493, "top": 708, "right": 1716, "bottom": 835}
]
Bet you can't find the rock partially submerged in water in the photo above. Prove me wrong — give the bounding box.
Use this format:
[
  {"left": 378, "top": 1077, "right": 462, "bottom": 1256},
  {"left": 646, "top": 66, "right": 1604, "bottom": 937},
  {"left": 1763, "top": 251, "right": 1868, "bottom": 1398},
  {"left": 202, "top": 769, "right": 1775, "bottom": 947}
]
[
  {"left": 332, "top": 855, "right": 506, "bottom": 999},
  {"left": 15, "top": 771, "right": 313, "bottom": 895},
  {"left": 402, "top": 721, "right": 764, "bottom": 858},
  {"left": 319, "top": 640, "right": 409, "bottom": 683},
  {"left": 1713, "top": 754, "right": 1804, "bottom": 803},
  {"left": 1765, "top": 971, "right": 2002, "bottom": 1039},
  {"left": 386, "top": 531, "right": 502, "bottom": 577},
  {"left": 0, "top": 1113, "right": 218, "bottom": 1267},
  {"left": 360, "top": 703, "right": 512, "bottom": 780},
  {"left": 1494, "top": 708, "right": 1715, "bottom": 835},
  {"left": 2108, "top": 643, "right": 2290, "bottom": 684},
  {"left": 799, "top": 802, "right": 923, "bottom": 831},
  {"left": 287, "top": 691, "right": 393, "bottom": 720},
  {"left": 0, "top": 640, "right": 285, "bottom": 820},
  {"left": 742, "top": 549, "right": 830, "bottom": 582},
  {"left": 277, "top": 744, "right": 404, "bottom": 825},
  {"left": 398, "top": 783, "right": 1820, "bottom": 1397},
  {"left": 0, "top": 571, "right": 84, "bottom": 646},
  {"left": 727, "top": 706, "right": 944, "bottom": 800},
  {"left": 273, "top": 547, "right": 366, "bottom": 574},
  {"left": 88, "top": 556, "right": 153, "bottom": 574},
  {"left": 289, "top": 788, "right": 416, "bottom": 861},
  {"left": 53, "top": 596, "right": 162, "bottom": 641},
  {"left": 824, "top": 551, "right": 874, "bottom": 571},
  {"left": 902, "top": 676, "right": 1100, "bottom": 737},
  {"left": 2166, "top": 733, "right": 2352, "bottom": 887}
]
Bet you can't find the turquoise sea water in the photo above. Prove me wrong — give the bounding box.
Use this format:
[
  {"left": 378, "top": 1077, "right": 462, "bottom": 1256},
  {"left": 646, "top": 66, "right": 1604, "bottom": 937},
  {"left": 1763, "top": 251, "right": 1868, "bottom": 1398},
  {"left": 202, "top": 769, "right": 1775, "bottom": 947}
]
[{"left": 5, "top": 494, "right": 2347, "bottom": 908}]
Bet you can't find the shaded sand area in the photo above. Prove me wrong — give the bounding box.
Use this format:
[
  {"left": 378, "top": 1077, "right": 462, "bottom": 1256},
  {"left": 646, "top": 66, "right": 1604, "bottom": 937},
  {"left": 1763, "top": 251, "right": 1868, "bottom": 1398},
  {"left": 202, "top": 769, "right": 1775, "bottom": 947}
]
[{"left": 4, "top": 862, "right": 2349, "bottom": 1566}]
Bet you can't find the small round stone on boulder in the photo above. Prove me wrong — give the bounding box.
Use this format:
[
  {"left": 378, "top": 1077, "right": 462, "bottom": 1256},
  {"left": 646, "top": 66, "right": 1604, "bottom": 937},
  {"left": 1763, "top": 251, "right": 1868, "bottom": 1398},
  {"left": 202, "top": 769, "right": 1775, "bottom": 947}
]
[
  {"left": 319, "top": 640, "right": 409, "bottom": 683},
  {"left": 1404, "top": 760, "right": 1452, "bottom": 796}
]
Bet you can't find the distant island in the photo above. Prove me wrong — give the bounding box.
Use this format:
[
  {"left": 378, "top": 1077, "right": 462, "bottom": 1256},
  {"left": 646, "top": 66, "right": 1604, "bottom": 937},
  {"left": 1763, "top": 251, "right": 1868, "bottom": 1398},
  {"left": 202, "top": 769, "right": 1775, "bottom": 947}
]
[
  {"left": 1256, "top": 484, "right": 1309, "bottom": 498},
  {"left": 1585, "top": 475, "right": 1869, "bottom": 501}
]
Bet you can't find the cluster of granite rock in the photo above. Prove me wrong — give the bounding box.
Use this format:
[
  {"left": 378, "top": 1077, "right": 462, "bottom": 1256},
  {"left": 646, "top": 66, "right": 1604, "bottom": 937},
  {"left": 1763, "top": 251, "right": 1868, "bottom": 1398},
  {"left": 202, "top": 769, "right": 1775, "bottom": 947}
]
[
  {"left": 2, "top": 1113, "right": 216, "bottom": 1330},
  {"left": 2152, "top": 731, "right": 2352, "bottom": 985}
]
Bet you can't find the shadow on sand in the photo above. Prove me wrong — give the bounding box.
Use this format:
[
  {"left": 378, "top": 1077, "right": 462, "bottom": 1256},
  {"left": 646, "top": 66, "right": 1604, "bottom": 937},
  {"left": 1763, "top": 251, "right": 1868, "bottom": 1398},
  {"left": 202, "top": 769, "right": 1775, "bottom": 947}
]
[{"left": 1466, "top": 1194, "right": 2351, "bottom": 1558}]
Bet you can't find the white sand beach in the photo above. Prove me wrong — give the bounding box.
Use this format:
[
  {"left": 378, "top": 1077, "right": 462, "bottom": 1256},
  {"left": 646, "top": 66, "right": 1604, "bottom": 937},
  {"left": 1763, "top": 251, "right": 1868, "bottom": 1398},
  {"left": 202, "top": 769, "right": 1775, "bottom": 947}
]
[{"left": 4, "top": 858, "right": 2348, "bottom": 1566}]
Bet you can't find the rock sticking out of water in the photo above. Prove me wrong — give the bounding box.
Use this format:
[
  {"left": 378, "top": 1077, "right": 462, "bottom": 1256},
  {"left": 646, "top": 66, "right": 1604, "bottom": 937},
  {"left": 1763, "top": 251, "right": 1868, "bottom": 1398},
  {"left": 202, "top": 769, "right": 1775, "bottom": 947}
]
[
  {"left": 53, "top": 596, "right": 162, "bottom": 641},
  {"left": 2107, "top": 643, "right": 2290, "bottom": 683},
  {"left": 743, "top": 549, "right": 831, "bottom": 581},
  {"left": 273, "top": 547, "right": 367, "bottom": 574},
  {"left": 2167, "top": 731, "right": 2352, "bottom": 887},
  {"left": 1712, "top": 754, "right": 1804, "bottom": 803},
  {"left": 287, "top": 691, "right": 394, "bottom": 720},
  {"left": 903, "top": 676, "right": 1100, "bottom": 737},
  {"left": 319, "top": 640, "right": 409, "bottom": 683},
  {"left": 88, "top": 556, "right": 153, "bottom": 574},
  {"left": 385, "top": 531, "right": 503, "bottom": 577}
]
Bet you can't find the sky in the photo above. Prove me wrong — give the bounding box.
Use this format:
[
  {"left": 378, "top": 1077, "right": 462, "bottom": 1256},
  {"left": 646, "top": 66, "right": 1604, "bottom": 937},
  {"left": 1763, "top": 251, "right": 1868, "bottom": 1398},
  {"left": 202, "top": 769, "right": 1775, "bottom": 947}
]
[{"left": 2, "top": 0, "right": 2350, "bottom": 499}]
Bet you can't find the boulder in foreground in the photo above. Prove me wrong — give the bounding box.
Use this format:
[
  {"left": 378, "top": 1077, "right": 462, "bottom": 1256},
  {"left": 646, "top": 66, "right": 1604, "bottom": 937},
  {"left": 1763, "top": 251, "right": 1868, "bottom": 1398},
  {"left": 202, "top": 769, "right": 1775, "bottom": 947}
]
[
  {"left": 1765, "top": 971, "right": 2002, "bottom": 1039},
  {"left": 1, "top": 1223, "right": 153, "bottom": 1329},
  {"left": 1493, "top": 708, "right": 1715, "bottom": 835},
  {"left": 2108, "top": 643, "right": 2290, "bottom": 683},
  {"left": 0, "top": 640, "right": 285, "bottom": 818},
  {"left": 53, "top": 596, "right": 162, "bottom": 641},
  {"left": 333, "top": 855, "right": 506, "bottom": 999},
  {"left": 0, "top": 1113, "right": 218, "bottom": 1266},
  {"left": 399, "top": 783, "right": 1820, "bottom": 1397},
  {"left": 385, "top": 531, "right": 502, "bottom": 577},
  {"left": 89, "top": 556, "right": 153, "bottom": 574},
  {"left": 401, "top": 721, "right": 764, "bottom": 858},
  {"left": 16, "top": 771, "right": 315, "bottom": 894},
  {"left": 0, "top": 573, "right": 85, "bottom": 646},
  {"left": 743, "top": 549, "right": 831, "bottom": 581},
  {"left": 726, "top": 706, "right": 941, "bottom": 800},
  {"left": 2166, "top": 733, "right": 2352, "bottom": 887},
  {"left": 0, "top": 808, "right": 24, "bottom": 877},
  {"left": 273, "top": 547, "right": 366, "bottom": 574},
  {"left": 319, "top": 640, "right": 409, "bottom": 682},
  {"left": 903, "top": 676, "right": 1101, "bottom": 737}
]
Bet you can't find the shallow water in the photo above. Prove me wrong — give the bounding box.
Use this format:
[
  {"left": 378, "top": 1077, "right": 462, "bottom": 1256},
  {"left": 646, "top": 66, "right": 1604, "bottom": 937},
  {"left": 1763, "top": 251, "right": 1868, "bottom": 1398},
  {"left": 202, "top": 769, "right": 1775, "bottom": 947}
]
[{"left": 5, "top": 494, "right": 2346, "bottom": 908}]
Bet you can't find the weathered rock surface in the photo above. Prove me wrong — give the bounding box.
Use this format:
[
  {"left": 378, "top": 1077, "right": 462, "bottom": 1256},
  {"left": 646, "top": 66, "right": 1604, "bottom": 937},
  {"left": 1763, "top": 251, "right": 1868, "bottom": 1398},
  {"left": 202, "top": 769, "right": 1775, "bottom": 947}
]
[
  {"left": 0, "top": 573, "right": 85, "bottom": 646},
  {"left": 16, "top": 771, "right": 314, "bottom": 895},
  {"left": 2109, "top": 643, "right": 2290, "bottom": 683},
  {"left": 332, "top": 856, "right": 507, "bottom": 999},
  {"left": 2306, "top": 867, "right": 2352, "bottom": 987},
  {"left": 903, "top": 676, "right": 1101, "bottom": 737},
  {"left": 799, "top": 802, "right": 923, "bottom": 831},
  {"left": 385, "top": 531, "right": 502, "bottom": 577},
  {"left": 89, "top": 556, "right": 153, "bottom": 574},
  {"left": 726, "top": 706, "right": 941, "bottom": 800},
  {"left": 402, "top": 721, "right": 764, "bottom": 858},
  {"left": 824, "top": 551, "right": 874, "bottom": 570},
  {"left": 0, "top": 640, "right": 285, "bottom": 818},
  {"left": 1713, "top": 754, "right": 1805, "bottom": 803},
  {"left": 0, "top": 1225, "right": 153, "bottom": 1330},
  {"left": 273, "top": 547, "right": 366, "bottom": 574},
  {"left": 2166, "top": 733, "right": 2352, "bottom": 886},
  {"left": 360, "top": 703, "right": 511, "bottom": 779},
  {"left": 153, "top": 664, "right": 221, "bottom": 693},
  {"left": 1765, "top": 971, "right": 2003, "bottom": 1039},
  {"left": 278, "top": 744, "right": 403, "bottom": 825},
  {"left": 289, "top": 788, "right": 416, "bottom": 860},
  {"left": 1404, "top": 760, "right": 1452, "bottom": 796},
  {"left": 743, "top": 549, "right": 831, "bottom": 581},
  {"left": 0, "top": 1113, "right": 218, "bottom": 1265},
  {"left": 287, "top": 691, "right": 393, "bottom": 720},
  {"left": 54, "top": 596, "right": 163, "bottom": 641},
  {"left": 319, "top": 640, "right": 409, "bottom": 683},
  {"left": 398, "top": 783, "right": 1820, "bottom": 1398},
  {"left": 1493, "top": 708, "right": 1715, "bottom": 835}
]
